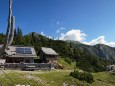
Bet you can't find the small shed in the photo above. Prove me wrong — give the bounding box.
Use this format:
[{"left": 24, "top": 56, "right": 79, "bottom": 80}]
[
  {"left": 40, "top": 47, "right": 58, "bottom": 63},
  {"left": 4, "top": 45, "right": 37, "bottom": 63}
]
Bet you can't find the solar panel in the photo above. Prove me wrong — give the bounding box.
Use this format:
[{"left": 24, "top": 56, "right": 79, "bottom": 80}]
[
  {"left": 16, "top": 48, "right": 24, "bottom": 54},
  {"left": 24, "top": 48, "right": 32, "bottom": 54},
  {"left": 25, "top": 48, "right": 31, "bottom": 50},
  {"left": 16, "top": 48, "right": 32, "bottom": 54},
  {"left": 25, "top": 51, "right": 32, "bottom": 54}
]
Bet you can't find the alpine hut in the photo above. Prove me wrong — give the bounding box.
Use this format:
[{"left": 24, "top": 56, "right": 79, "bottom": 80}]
[
  {"left": 40, "top": 47, "right": 58, "bottom": 63},
  {"left": 2, "top": 45, "right": 37, "bottom": 63}
]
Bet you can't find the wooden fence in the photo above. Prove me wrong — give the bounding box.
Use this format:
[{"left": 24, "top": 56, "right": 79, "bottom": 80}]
[{"left": 0, "top": 63, "right": 54, "bottom": 71}]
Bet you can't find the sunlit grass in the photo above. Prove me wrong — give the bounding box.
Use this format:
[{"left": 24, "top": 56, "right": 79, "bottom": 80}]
[
  {"left": 57, "top": 57, "right": 76, "bottom": 69},
  {"left": 0, "top": 70, "right": 115, "bottom": 86},
  {"left": 91, "top": 72, "right": 115, "bottom": 86}
]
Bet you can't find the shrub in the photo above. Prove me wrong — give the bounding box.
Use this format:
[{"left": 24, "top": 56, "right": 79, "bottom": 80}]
[
  {"left": 64, "top": 57, "right": 71, "bottom": 64},
  {"left": 111, "top": 71, "right": 115, "bottom": 75},
  {"left": 70, "top": 70, "right": 94, "bottom": 83}
]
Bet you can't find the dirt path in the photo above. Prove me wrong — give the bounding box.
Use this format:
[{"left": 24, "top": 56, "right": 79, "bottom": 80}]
[{"left": 0, "top": 69, "right": 72, "bottom": 75}]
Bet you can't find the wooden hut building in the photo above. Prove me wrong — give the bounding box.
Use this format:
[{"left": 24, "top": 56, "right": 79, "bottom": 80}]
[
  {"left": 2, "top": 45, "right": 37, "bottom": 63},
  {"left": 40, "top": 47, "right": 58, "bottom": 63}
]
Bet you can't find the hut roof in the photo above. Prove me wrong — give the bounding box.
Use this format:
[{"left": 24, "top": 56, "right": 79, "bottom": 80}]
[
  {"left": 41, "top": 47, "right": 58, "bottom": 55},
  {"left": 5, "top": 46, "right": 37, "bottom": 58}
]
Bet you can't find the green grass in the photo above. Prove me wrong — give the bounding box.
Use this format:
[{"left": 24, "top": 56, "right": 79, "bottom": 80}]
[
  {"left": 0, "top": 70, "right": 115, "bottom": 86},
  {"left": 0, "top": 71, "right": 42, "bottom": 86},
  {"left": 35, "top": 70, "right": 77, "bottom": 86},
  {"left": 57, "top": 57, "right": 76, "bottom": 69},
  {"left": 91, "top": 72, "right": 115, "bottom": 86},
  {"left": 0, "top": 70, "right": 88, "bottom": 86}
]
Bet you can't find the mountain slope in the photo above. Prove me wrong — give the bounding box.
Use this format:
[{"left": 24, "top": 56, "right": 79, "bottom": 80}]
[
  {"left": 27, "top": 33, "right": 115, "bottom": 71},
  {"left": 67, "top": 41, "right": 115, "bottom": 60},
  {"left": 0, "top": 32, "right": 115, "bottom": 72}
]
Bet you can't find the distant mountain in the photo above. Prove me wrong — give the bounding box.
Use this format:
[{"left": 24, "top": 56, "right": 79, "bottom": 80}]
[{"left": 66, "top": 40, "right": 115, "bottom": 60}]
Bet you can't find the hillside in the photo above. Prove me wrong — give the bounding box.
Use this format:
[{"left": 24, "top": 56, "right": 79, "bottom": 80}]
[
  {"left": 0, "top": 70, "right": 115, "bottom": 86},
  {"left": 66, "top": 40, "right": 115, "bottom": 59},
  {"left": 0, "top": 31, "right": 115, "bottom": 72}
]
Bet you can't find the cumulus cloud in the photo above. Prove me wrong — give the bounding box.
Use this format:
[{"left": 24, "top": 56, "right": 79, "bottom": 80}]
[
  {"left": 106, "top": 42, "right": 115, "bottom": 47},
  {"left": 56, "top": 27, "right": 65, "bottom": 33},
  {"left": 82, "top": 36, "right": 115, "bottom": 47},
  {"left": 84, "top": 36, "right": 106, "bottom": 45},
  {"left": 41, "top": 29, "right": 115, "bottom": 47},
  {"left": 58, "top": 29, "right": 115, "bottom": 47},
  {"left": 59, "top": 29, "right": 87, "bottom": 42}
]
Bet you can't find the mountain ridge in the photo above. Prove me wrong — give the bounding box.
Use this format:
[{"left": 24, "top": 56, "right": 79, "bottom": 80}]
[{"left": 66, "top": 40, "right": 115, "bottom": 60}]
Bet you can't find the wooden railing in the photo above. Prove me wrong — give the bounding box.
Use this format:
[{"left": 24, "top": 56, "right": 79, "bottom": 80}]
[{"left": 0, "top": 63, "right": 53, "bottom": 71}]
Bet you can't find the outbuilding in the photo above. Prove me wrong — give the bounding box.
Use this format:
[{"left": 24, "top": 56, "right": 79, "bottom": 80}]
[{"left": 40, "top": 47, "right": 58, "bottom": 63}]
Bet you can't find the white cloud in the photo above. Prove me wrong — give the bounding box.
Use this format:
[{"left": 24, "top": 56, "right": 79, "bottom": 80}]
[
  {"left": 82, "top": 36, "right": 115, "bottom": 47},
  {"left": 41, "top": 32, "right": 53, "bottom": 39},
  {"left": 40, "top": 32, "right": 45, "bottom": 36},
  {"left": 106, "top": 42, "right": 115, "bottom": 47},
  {"left": 56, "top": 27, "right": 65, "bottom": 34},
  {"left": 41, "top": 29, "right": 115, "bottom": 47},
  {"left": 84, "top": 36, "right": 106, "bottom": 45},
  {"left": 59, "top": 29, "right": 87, "bottom": 42},
  {"left": 47, "top": 36, "right": 53, "bottom": 39}
]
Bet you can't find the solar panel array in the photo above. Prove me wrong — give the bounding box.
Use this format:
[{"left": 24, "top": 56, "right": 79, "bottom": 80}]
[{"left": 16, "top": 48, "right": 32, "bottom": 54}]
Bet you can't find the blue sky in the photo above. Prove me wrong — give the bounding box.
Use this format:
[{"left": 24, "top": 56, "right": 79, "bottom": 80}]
[{"left": 0, "top": 0, "right": 115, "bottom": 47}]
